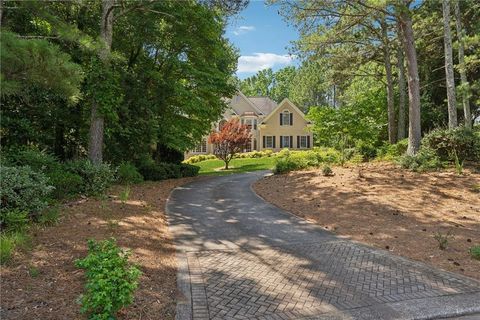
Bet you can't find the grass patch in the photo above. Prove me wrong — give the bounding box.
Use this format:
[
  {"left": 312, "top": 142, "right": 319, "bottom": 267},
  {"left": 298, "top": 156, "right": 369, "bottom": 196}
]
[
  {"left": 0, "top": 231, "right": 31, "bottom": 264},
  {"left": 195, "top": 157, "right": 275, "bottom": 175}
]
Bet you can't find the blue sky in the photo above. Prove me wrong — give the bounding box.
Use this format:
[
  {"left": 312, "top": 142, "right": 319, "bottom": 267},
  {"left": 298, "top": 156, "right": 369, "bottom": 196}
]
[{"left": 225, "top": 1, "right": 299, "bottom": 79}]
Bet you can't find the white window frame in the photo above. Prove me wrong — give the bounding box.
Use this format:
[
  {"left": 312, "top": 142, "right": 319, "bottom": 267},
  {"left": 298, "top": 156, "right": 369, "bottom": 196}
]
[
  {"left": 281, "top": 136, "right": 290, "bottom": 148},
  {"left": 299, "top": 136, "right": 308, "bottom": 149},
  {"left": 281, "top": 110, "right": 290, "bottom": 126},
  {"left": 193, "top": 139, "right": 207, "bottom": 153},
  {"left": 265, "top": 136, "right": 274, "bottom": 148}
]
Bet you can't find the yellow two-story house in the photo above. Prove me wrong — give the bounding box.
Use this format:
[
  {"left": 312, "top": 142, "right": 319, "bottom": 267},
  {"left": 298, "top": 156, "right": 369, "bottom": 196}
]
[{"left": 188, "top": 91, "right": 313, "bottom": 156}]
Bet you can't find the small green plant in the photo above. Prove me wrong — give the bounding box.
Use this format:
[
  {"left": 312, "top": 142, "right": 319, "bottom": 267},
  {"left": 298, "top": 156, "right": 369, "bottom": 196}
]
[
  {"left": 452, "top": 150, "right": 463, "bottom": 175},
  {"left": 0, "top": 209, "right": 29, "bottom": 232},
  {"left": 29, "top": 265, "right": 40, "bottom": 278},
  {"left": 38, "top": 206, "right": 59, "bottom": 226},
  {"left": 322, "top": 165, "right": 334, "bottom": 176},
  {"left": 119, "top": 186, "right": 130, "bottom": 204},
  {"left": 469, "top": 245, "right": 480, "bottom": 260},
  {"left": 107, "top": 219, "right": 119, "bottom": 233},
  {"left": 433, "top": 231, "right": 454, "bottom": 250},
  {"left": 75, "top": 238, "right": 141, "bottom": 320},
  {"left": 117, "top": 162, "right": 143, "bottom": 185},
  {"left": 472, "top": 184, "right": 480, "bottom": 193},
  {"left": 0, "top": 231, "right": 31, "bottom": 264}
]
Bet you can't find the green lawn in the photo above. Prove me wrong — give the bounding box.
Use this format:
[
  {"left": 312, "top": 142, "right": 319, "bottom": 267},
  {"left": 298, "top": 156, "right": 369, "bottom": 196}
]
[{"left": 194, "top": 157, "right": 276, "bottom": 175}]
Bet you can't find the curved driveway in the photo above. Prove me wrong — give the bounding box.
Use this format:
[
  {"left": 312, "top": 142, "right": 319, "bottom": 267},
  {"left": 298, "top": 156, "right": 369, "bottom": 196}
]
[{"left": 167, "top": 172, "right": 480, "bottom": 320}]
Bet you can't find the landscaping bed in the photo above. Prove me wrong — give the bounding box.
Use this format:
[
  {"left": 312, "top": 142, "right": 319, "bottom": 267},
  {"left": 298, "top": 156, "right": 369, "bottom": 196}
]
[
  {"left": 0, "top": 177, "right": 199, "bottom": 319},
  {"left": 253, "top": 162, "right": 480, "bottom": 280}
]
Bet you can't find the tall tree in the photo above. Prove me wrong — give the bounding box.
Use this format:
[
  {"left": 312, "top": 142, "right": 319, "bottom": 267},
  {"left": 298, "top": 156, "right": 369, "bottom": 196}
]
[
  {"left": 397, "top": 1, "right": 421, "bottom": 155},
  {"left": 442, "top": 0, "right": 458, "bottom": 128},
  {"left": 397, "top": 42, "right": 407, "bottom": 140},
  {"left": 381, "top": 18, "right": 397, "bottom": 143},
  {"left": 453, "top": 0, "right": 471, "bottom": 128},
  {"left": 88, "top": 0, "right": 114, "bottom": 164}
]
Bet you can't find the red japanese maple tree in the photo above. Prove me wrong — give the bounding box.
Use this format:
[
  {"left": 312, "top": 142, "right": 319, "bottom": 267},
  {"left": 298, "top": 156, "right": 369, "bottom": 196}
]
[{"left": 208, "top": 118, "right": 251, "bottom": 170}]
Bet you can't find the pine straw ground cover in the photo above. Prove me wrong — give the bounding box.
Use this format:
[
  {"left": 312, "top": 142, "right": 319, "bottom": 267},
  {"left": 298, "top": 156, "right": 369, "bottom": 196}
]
[
  {"left": 0, "top": 177, "right": 201, "bottom": 320},
  {"left": 254, "top": 162, "right": 480, "bottom": 281}
]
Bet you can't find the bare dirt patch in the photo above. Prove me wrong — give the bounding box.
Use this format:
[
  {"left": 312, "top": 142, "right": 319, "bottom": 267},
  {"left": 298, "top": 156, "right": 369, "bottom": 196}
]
[
  {"left": 253, "top": 162, "right": 480, "bottom": 280},
  {"left": 1, "top": 177, "right": 201, "bottom": 320}
]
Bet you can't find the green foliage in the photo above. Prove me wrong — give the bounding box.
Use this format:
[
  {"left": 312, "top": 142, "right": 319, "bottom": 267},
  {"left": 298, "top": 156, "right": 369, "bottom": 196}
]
[
  {"left": 273, "top": 148, "right": 341, "bottom": 173},
  {"left": 235, "top": 150, "right": 275, "bottom": 159},
  {"left": 0, "top": 166, "right": 53, "bottom": 215},
  {"left": 377, "top": 139, "right": 409, "bottom": 160},
  {"left": 322, "top": 165, "right": 334, "bottom": 176},
  {"left": 65, "top": 160, "right": 115, "bottom": 196},
  {"left": 183, "top": 154, "right": 217, "bottom": 164},
  {"left": 75, "top": 239, "right": 141, "bottom": 320},
  {"left": 422, "top": 127, "right": 480, "bottom": 162},
  {"left": 37, "top": 206, "right": 60, "bottom": 226},
  {"left": 469, "top": 245, "right": 480, "bottom": 260},
  {"left": 355, "top": 141, "right": 377, "bottom": 160},
  {"left": 138, "top": 161, "right": 199, "bottom": 181},
  {"left": 117, "top": 163, "right": 143, "bottom": 185},
  {"left": 0, "top": 209, "right": 29, "bottom": 232},
  {"left": 4, "top": 146, "right": 60, "bottom": 172},
  {"left": 119, "top": 186, "right": 130, "bottom": 204},
  {"left": 0, "top": 231, "right": 31, "bottom": 265},
  {"left": 0, "top": 31, "right": 83, "bottom": 99},
  {"left": 47, "top": 169, "right": 84, "bottom": 199},
  {"left": 398, "top": 148, "right": 444, "bottom": 172}
]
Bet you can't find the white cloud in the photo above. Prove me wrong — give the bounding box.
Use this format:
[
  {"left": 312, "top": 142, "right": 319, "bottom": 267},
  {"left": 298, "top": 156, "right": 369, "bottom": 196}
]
[
  {"left": 233, "top": 25, "right": 255, "bottom": 36},
  {"left": 237, "top": 53, "right": 296, "bottom": 73}
]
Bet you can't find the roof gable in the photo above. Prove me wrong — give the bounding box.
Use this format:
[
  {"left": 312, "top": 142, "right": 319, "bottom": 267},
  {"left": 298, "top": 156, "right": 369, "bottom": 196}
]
[
  {"left": 228, "top": 91, "right": 263, "bottom": 116},
  {"left": 261, "top": 98, "right": 309, "bottom": 124}
]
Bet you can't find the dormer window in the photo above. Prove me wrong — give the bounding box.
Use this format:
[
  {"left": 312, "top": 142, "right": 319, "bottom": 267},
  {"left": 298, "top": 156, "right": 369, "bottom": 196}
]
[{"left": 280, "top": 110, "right": 292, "bottom": 126}]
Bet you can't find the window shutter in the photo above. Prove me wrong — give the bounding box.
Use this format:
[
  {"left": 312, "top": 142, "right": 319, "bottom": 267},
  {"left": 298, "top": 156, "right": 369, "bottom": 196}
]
[
  {"left": 273, "top": 136, "right": 276, "bottom": 148},
  {"left": 307, "top": 135, "right": 311, "bottom": 148},
  {"left": 290, "top": 136, "right": 293, "bottom": 148},
  {"left": 280, "top": 113, "right": 283, "bottom": 125},
  {"left": 297, "top": 136, "right": 300, "bottom": 149},
  {"left": 263, "top": 136, "right": 266, "bottom": 148},
  {"left": 280, "top": 136, "right": 283, "bottom": 148},
  {"left": 290, "top": 113, "right": 293, "bottom": 126}
]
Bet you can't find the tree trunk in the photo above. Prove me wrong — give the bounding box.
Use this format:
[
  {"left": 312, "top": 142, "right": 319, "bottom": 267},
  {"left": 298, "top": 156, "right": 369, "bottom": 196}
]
[
  {"left": 454, "top": 0, "right": 471, "bottom": 129},
  {"left": 88, "top": 0, "right": 114, "bottom": 164},
  {"left": 381, "top": 20, "right": 397, "bottom": 144},
  {"left": 397, "top": 47, "right": 407, "bottom": 140},
  {"left": 442, "top": 0, "right": 458, "bottom": 128},
  {"left": 398, "top": 3, "right": 421, "bottom": 155}
]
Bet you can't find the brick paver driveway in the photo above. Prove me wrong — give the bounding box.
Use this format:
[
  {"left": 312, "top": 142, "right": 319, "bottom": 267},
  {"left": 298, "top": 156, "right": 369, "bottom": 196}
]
[{"left": 166, "top": 171, "right": 480, "bottom": 320}]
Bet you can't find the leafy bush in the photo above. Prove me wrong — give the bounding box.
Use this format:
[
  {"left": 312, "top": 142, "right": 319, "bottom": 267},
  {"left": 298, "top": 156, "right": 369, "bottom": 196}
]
[
  {"left": 183, "top": 154, "right": 216, "bottom": 164},
  {"left": 117, "top": 162, "right": 143, "bottom": 185},
  {"left": 65, "top": 160, "right": 115, "bottom": 196},
  {"left": 0, "top": 209, "right": 29, "bottom": 232},
  {"left": 0, "top": 166, "right": 53, "bottom": 215},
  {"left": 470, "top": 245, "right": 480, "bottom": 260},
  {"left": 355, "top": 141, "right": 377, "bottom": 160},
  {"left": 273, "top": 148, "right": 341, "bottom": 174},
  {"left": 398, "top": 147, "right": 444, "bottom": 172},
  {"left": 139, "top": 161, "right": 199, "bottom": 181},
  {"left": 75, "top": 238, "right": 141, "bottom": 320},
  {"left": 47, "top": 168, "right": 84, "bottom": 199},
  {"left": 4, "top": 146, "right": 60, "bottom": 173},
  {"left": 377, "top": 139, "right": 408, "bottom": 160},
  {"left": 322, "top": 165, "right": 334, "bottom": 176},
  {"left": 422, "top": 127, "right": 480, "bottom": 162}
]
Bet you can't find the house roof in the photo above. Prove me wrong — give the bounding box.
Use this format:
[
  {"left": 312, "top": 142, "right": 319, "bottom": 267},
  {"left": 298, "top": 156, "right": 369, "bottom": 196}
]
[
  {"left": 261, "top": 98, "right": 310, "bottom": 124},
  {"left": 247, "top": 96, "right": 278, "bottom": 115}
]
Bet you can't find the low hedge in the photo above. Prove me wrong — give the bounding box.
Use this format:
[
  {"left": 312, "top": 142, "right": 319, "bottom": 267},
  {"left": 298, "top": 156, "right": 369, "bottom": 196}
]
[{"left": 139, "top": 162, "right": 199, "bottom": 181}]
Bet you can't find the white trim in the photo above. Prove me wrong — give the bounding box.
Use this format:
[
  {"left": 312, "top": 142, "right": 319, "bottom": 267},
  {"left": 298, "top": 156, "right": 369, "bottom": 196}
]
[{"left": 261, "top": 98, "right": 308, "bottom": 124}]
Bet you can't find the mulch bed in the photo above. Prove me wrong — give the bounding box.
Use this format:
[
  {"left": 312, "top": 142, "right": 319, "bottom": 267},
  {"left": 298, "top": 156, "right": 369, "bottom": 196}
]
[
  {"left": 254, "top": 162, "right": 480, "bottom": 281},
  {"left": 1, "top": 177, "right": 200, "bottom": 320}
]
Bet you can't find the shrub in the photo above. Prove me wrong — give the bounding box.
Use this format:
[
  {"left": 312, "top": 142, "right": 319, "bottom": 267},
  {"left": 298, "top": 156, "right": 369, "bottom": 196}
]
[
  {"left": 0, "top": 166, "right": 53, "bottom": 215},
  {"left": 273, "top": 148, "right": 341, "bottom": 173},
  {"left": 0, "top": 209, "right": 29, "bottom": 232},
  {"left": 422, "top": 127, "right": 480, "bottom": 162},
  {"left": 274, "top": 157, "right": 300, "bottom": 174},
  {"left": 322, "top": 165, "right": 334, "bottom": 176},
  {"left": 470, "top": 245, "right": 480, "bottom": 260},
  {"left": 75, "top": 238, "right": 141, "bottom": 320},
  {"left": 65, "top": 160, "right": 115, "bottom": 196},
  {"left": 47, "top": 168, "right": 84, "bottom": 199},
  {"left": 355, "top": 141, "right": 377, "bottom": 160},
  {"left": 117, "top": 162, "right": 143, "bottom": 185},
  {"left": 377, "top": 139, "right": 408, "bottom": 160},
  {"left": 139, "top": 162, "right": 199, "bottom": 181},
  {"left": 4, "top": 146, "right": 60, "bottom": 173},
  {"left": 398, "top": 147, "right": 444, "bottom": 172},
  {"left": 183, "top": 154, "right": 216, "bottom": 164},
  {"left": 433, "top": 231, "right": 454, "bottom": 250}
]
